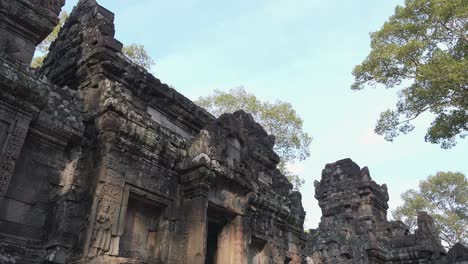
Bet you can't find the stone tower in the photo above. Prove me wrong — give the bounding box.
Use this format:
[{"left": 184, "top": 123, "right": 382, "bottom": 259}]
[{"left": 305, "top": 158, "right": 467, "bottom": 264}]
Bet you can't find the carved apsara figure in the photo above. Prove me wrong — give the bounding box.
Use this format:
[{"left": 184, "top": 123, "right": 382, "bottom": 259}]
[{"left": 89, "top": 200, "right": 113, "bottom": 256}]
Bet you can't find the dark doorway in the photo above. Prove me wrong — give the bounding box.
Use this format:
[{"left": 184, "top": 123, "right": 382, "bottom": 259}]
[
  {"left": 205, "top": 203, "right": 237, "bottom": 264},
  {"left": 205, "top": 221, "right": 222, "bottom": 264},
  {"left": 249, "top": 237, "right": 267, "bottom": 264}
]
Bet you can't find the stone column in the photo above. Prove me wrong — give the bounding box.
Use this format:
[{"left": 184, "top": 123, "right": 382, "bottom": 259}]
[
  {"left": 217, "top": 215, "right": 247, "bottom": 264},
  {"left": 180, "top": 166, "right": 215, "bottom": 264},
  {"left": 82, "top": 151, "right": 127, "bottom": 259}
]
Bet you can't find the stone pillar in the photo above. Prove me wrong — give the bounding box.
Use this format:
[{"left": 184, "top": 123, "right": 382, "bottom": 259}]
[
  {"left": 217, "top": 215, "right": 247, "bottom": 264},
  {"left": 0, "top": 106, "right": 32, "bottom": 196},
  {"left": 184, "top": 196, "right": 208, "bottom": 264},
  {"left": 82, "top": 151, "right": 127, "bottom": 260},
  {"left": 180, "top": 166, "right": 215, "bottom": 264}
]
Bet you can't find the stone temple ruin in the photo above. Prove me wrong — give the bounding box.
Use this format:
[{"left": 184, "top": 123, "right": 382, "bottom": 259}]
[
  {"left": 0, "top": 0, "right": 466, "bottom": 263},
  {"left": 304, "top": 158, "right": 468, "bottom": 264}
]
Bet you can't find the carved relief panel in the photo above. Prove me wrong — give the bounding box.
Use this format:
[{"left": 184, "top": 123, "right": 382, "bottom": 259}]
[
  {"left": 0, "top": 105, "right": 32, "bottom": 196},
  {"left": 0, "top": 120, "right": 10, "bottom": 152}
]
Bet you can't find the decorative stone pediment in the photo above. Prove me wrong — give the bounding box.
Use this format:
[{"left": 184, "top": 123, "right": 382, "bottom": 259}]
[{"left": 179, "top": 110, "right": 280, "bottom": 189}]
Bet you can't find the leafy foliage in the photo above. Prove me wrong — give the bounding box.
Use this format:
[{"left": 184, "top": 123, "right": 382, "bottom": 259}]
[
  {"left": 31, "top": 55, "right": 45, "bottom": 69},
  {"left": 122, "top": 43, "right": 155, "bottom": 70},
  {"left": 352, "top": 0, "right": 468, "bottom": 148},
  {"left": 393, "top": 171, "right": 468, "bottom": 247},
  {"left": 196, "top": 87, "right": 312, "bottom": 190}
]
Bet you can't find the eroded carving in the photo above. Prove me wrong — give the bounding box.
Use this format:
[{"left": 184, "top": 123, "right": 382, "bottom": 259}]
[
  {"left": 304, "top": 159, "right": 463, "bottom": 264},
  {"left": 89, "top": 199, "right": 114, "bottom": 257},
  {"left": 1, "top": 0, "right": 466, "bottom": 263},
  {"left": 0, "top": 124, "right": 28, "bottom": 195}
]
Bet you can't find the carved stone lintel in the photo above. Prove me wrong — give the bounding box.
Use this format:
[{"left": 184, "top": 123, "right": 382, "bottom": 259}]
[{"left": 180, "top": 166, "right": 215, "bottom": 199}]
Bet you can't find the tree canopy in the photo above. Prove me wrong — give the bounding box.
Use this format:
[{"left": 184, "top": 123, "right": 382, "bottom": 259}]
[
  {"left": 392, "top": 171, "right": 468, "bottom": 248},
  {"left": 122, "top": 43, "right": 155, "bottom": 70},
  {"left": 352, "top": 0, "right": 468, "bottom": 148},
  {"left": 196, "top": 87, "right": 312, "bottom": 190}
]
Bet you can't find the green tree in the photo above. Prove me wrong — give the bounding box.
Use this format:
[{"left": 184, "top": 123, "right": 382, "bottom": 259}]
[
  {"left": 393, "top": 171, "right": 468, "bottom": 247},
  {"left": 122, "top": 43, "right": 155, "bottom": 70},
  {"left": 196, "top": 87, "right": 312, "bottom": 190},
  {"left": 31, "top": 13, "right": 154, "bottom": 70},
  {"left": 352, "top": 0, "right": 468, "bottom": 148}
]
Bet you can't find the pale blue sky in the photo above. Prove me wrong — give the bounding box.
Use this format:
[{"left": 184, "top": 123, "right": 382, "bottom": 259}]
[{"left": 64, "top": 0, "right": 468, "bottom": 228}]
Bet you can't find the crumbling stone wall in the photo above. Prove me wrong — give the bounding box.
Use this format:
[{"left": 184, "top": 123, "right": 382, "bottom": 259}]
[
  {"left": 1, "top": 1, "right": 466, "bottom": 264},
  {"left": 305, "top": 158, "right": 468, "bottom": 264},
  {"left": 0, "top": 0, "right": 64, "bottom": 63},
  {"left": 0, "top": 1, "right": 85, "bottom": 263},
  {"left": 0, "top": 0, "right": 306, "bottom": 263}
]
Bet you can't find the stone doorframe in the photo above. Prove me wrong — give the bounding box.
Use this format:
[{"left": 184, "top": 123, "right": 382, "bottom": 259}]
[
  {"left": 118, "top": 184, "right": 170, "bottom": 260},
  {"left": 84, "top": 181, "right": 171, "bottom": 261},
  {"left": 206, "top": 202, "right": 245, "bottom": 264},
  {"left": 180, "top": 165, "right": 249, "bottom": 264}
]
